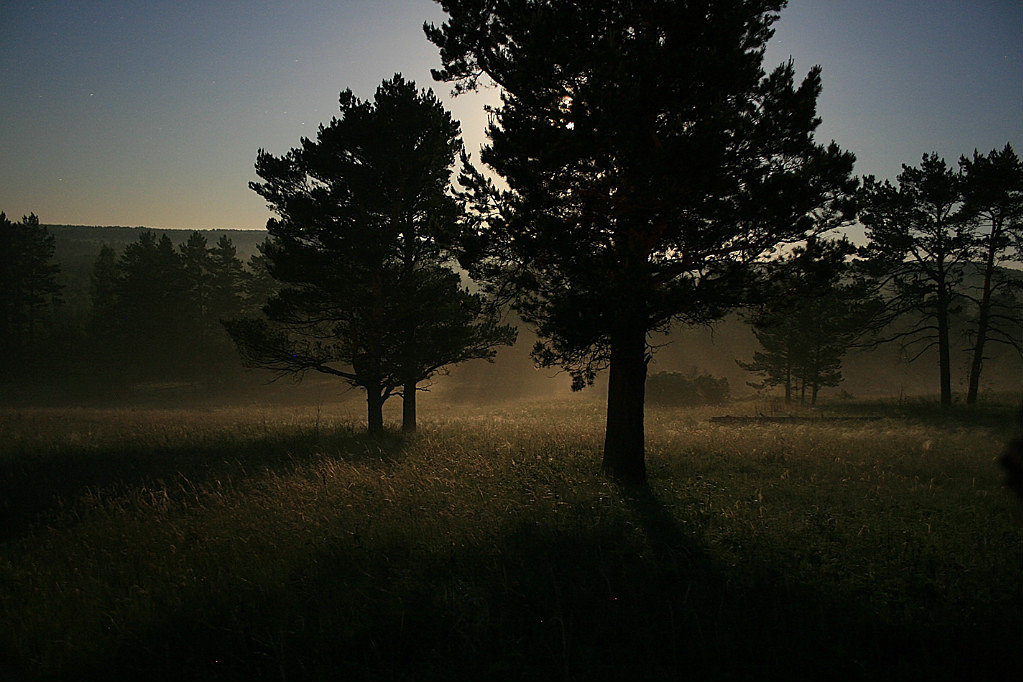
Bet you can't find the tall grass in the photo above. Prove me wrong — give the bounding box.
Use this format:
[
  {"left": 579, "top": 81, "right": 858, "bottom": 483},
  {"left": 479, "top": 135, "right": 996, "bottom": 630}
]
[{"left": 1, "top": 398, "right": 1019, "bottom": 681}]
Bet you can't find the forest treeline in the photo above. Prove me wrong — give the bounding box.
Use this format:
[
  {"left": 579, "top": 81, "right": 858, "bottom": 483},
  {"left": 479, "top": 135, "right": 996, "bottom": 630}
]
[
  {"left": 0, "top": 217, "right": 269, "bottom": 389},
  {"left": 0, "top": 150, "right": 1020, "bottom": 412},
  {"left": 2, "top": 142, "right": 1019, "bottom": 405}
]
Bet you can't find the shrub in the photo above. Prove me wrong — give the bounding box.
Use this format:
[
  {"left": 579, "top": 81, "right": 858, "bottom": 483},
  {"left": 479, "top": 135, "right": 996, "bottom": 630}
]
[{"left": 646, "top": 371, "right": 730, "bottom": 406}]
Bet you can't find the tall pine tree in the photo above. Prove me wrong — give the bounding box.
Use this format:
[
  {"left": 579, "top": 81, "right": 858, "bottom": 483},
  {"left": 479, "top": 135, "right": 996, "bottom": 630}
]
[
  {"left": 959, "top": 144, "right": 1023, "bottom": 404},
  {"left": 428, "top": 0, "right": 856, "bottom": 481},
  {"left": 859, "top": 154, "right": 975, "bottom": 406},
  {"left": 0, "top": 212, "right": 63, "bottom": 379},
  {"left": 739, "top": 236, "right": 879, "bottom": 405},
  {"left": 227, "top": 75, "right": 514, "bottom": 432},
  {"left": 179, "top": 231, "right": 214, "bottom": 368},
  {"left": 115, "top": 232, "right": 190, "bottom": 379},
  {"left": 209, "top": 235, "right": 248, "bottom": 324}
]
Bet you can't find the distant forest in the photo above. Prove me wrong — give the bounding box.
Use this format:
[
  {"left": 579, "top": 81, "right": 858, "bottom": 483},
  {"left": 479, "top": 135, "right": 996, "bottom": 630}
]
[
  {"left": 0, "top": 222, "right": 265, "bottom": 401},
  {"left": 46, "top": 225, "right": 267, "bottom": 310},
  {"left": 0, "top": 218, "right": 1019, "bottom": 407}
]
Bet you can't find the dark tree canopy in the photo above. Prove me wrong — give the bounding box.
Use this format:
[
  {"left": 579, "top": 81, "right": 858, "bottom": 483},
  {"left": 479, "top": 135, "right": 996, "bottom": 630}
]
[
  {"left": 89, "top": 245, "right": 119, "bottom": 323},
  {"left": 84, "top": 230, "right": 251, "bottom": 383},
  {"left": 427, "top": 0, "right": 856, "bottom": 481},
  {"left": 859, "top": 154, "right": 975, "bottom": 406},
  {"left": 739, "top": 236, "right": 879, "bottom": 406},
  {"left": 228, "top": 74, "right": 514, "bottom": 433},
  {"left": 209, "top": 235, "right": 248, "bottom": 324},
  {"left": 87, "top": 244, "right": 122, "bottom": 368},
  {"left": 0, "top": 212, "right": 63, "bottom": 378},
  {"left": 117, "top": 232, "right": 191, "bottom": 376},
  {"left": 959, "top": 144, "right": 1023, "bottom": 404},
  {"left": 179, "top": 231, "right": 215, "bottom": 363}
]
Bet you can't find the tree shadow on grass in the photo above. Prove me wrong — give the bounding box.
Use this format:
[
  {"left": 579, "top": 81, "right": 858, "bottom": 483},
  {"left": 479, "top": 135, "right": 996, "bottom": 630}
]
[
  {"left": 619, "top": 484, "right": 1019, "bottom": 682},
  {"left": 0, "top": 426, "right": 408, "bottom": 542},
  {"left": 833, "top": 398, "right": 1020, "bottom": 431},
  {"left": 49, "top": 483, "right": 1020, "bottom": 682}
]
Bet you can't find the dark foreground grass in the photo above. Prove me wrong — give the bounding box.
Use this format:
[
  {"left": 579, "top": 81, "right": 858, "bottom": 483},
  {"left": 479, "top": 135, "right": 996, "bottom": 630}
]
[{"left": 1, "top": 399, "right": 1020, "bottom": 681}]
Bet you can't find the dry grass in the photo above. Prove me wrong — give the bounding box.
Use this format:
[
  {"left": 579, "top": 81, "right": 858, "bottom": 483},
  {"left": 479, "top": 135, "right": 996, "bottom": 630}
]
[{"left": 1, "top": 397, "right": 1020, "bottom": 680}]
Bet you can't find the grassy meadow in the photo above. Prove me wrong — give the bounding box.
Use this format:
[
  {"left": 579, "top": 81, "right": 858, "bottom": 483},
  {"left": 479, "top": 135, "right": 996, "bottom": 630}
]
[{"left": 1, "top": 396, "right": 1020, "bottom": 680}]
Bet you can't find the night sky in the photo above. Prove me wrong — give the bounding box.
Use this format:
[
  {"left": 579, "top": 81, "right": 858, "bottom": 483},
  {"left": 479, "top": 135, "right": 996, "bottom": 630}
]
[{"left": 1, "top": 0, "right": 1020, "bottom": 231}]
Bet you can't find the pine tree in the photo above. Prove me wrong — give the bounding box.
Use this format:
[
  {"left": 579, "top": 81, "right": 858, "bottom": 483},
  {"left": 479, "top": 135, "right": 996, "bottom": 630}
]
[
  {"left": 0, "top": 212, "right": 63, "bottom": 378},
  {"left": 209, "top": 235, "right": 247, "bottom": 324},
  {"left": 179, "top": 231, "right": 214, "bottom": 369},
  {"left": 427, "top": 0, "right": 856, "bottom": 481},
  {"left": 226, "top": 75, "right": 514, "bottom": 432},
  {"left": 86, "top": 244, "right": 123, "bottom": 371},
  {"left": 115, "top": 232, "right": 189, "bottom": 378},
  {"left": 859, "top": 154, "right": 975, "bottom": 406},
  {"left": 959, "top": 144, "right": 1023, "bottom": 404},
  {"left": 739, "top": 237, "right": 878, "bottom": 405},
  {"left": 242, "top": 248, "right": 276, "bottom": 316},
  {"left": 89, "top": 245, "right": 120, "bottom": 318}
]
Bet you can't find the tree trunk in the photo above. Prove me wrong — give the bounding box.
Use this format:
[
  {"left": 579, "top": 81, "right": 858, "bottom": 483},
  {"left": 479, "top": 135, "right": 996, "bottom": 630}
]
[
  {"left": 937, "top": 300, "right": 953, "bottom": 406},
  {"left": 967, "top": 230, "right": 999, "bottom": 405},
  {"left": 402, "top": 381, "right": 417, "bottom": 432},
  {"left": 367, "top": 270, "right": 386, "bottom": 433},
  {"left": 366, "top": 388, "right": 385, "bottom": 434},
  {"left": 602, "top": 317, "right": 648, "bottom": 485}
]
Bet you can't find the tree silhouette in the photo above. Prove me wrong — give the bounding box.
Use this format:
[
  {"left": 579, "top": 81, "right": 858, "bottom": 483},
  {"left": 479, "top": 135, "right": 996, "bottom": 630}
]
[
  {"left": 179, "top": 231, "right": 215, "bottom": 368},
  {"left": 0, "top": 212, "right": 63, "bottom": 378},
  {"left": 227, "top": 75, "right": 514, "bottom": 433},
  {"left": 87, "top": 244, "right": 122, "bottom": 372},
  {"left": 427, "top": 0, "right": 856, "bottom": 481},
  {"left": 959, "top": 144, "right": 1023, "bottom": 405},
  {"left": 85, "top": 232, "right": 250, "bottom": 384},
  {"left": 89, "top": 245, "right": 119, "bottom": 317},
  {"left": 209, "top": 235, "right": 248, "bottom": 324},
  {"left": 241, "top": 248, "right": 277, "bottom": 316},
  {"left": 115, "top": 232, "right": 190, "bottom": 378},
  {"left": 392, "top": 264, "right": 515, "bottom": 430},
  {"left": 859, "top": 154, "right": 975, "bottom": 406},
  {"left": 739, "top": 236, "right": 879, "bottom": 405}
]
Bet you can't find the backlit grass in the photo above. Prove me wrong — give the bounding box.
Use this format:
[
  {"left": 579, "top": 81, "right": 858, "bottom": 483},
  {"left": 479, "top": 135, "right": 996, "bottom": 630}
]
[{"left": 1, "top": 397, "right": 1020, "bottom": 680}]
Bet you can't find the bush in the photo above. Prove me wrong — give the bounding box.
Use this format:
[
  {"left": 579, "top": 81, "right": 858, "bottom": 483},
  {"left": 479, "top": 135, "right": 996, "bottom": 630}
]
[{"left": 646, "top": 371, "right": 730, "bottom": 406}]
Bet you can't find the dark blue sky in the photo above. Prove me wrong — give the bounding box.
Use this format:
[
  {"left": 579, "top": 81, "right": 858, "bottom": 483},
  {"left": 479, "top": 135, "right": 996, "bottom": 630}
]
[{"left": 1, "top": 0, "right": 1020, "bottom": 230}]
